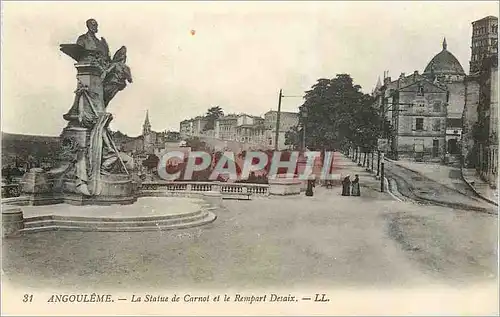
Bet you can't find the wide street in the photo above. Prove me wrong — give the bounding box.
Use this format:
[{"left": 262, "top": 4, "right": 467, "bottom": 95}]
[{"left": 2, "top": 153, "right": 497, "bottom": 292}]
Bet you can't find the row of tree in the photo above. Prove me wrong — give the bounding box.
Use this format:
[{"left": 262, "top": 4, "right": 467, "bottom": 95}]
[{"left": 285, "top": 74, "right": 393, "bottom": 153}]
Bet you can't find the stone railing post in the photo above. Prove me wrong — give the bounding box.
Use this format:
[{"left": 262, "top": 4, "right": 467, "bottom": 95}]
[{"left": 211, "top": 181, "right": 222, "bottom": 193}]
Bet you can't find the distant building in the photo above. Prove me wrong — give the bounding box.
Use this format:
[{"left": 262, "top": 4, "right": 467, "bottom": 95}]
[
  {"left": 179, "top": 116, "right": 208, "bottom": 138},
  {"left": 264, "top": 110, "right": 299, "bottom": 149},
  {"left": 235, "top": 115, "right": 266, "bottom": 144},
  {"left": 214, "top": 115, "right": 238, "bottom": 140},
  {"left": 179, "top": 110, "right": 299, "bottom": 151},
  {"left": 119, "top": 111, "right": 181, "bottom": 171}
]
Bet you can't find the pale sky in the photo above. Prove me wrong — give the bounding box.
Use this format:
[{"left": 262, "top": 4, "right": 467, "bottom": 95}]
[{"left": 1, "top": 1, "right": 498, "bottom": 136}]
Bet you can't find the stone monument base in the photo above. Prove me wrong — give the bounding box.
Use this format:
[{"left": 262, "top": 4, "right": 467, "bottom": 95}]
[
  {"left": 21, "top": 170, "right": 137, "bottom": 206},
  {"left": 63, "top": 174, "right": 137, "bottom": 206}
]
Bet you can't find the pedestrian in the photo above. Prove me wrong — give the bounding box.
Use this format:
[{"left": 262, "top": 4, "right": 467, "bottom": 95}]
[
  {"left": 341, "top": 175, "right": 351, "bottom": 196},
  {"left": 306, "top": 179, "right": 315, "bottom": 196},
  {"left": 351, "top": 174, "right": 361, "bottom": 196}
]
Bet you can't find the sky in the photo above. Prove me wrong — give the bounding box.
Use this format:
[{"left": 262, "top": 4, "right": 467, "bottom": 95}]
[{"left": 1, "top": 1, "right": 498, "bottom": 137}]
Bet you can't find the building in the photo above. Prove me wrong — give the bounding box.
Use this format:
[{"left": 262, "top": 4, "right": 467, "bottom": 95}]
[
  {"left": 214, "top": 115, "right": 238, "bottom": 140},
  {"left": 118, "top": 111, "right": 182, "bottom": 172},
  {"left": 461, "top": 75, "right": 481, "bottom": 167},
  {"left": 476, "top": 55, "right": 498, "bottom": 185},
  {"left": 470, "top": 16, "right": 499, "bottom": 74},
  {"left": 422, "top": 38, "right": 467, "bottom": 160},
  {"left": 374, "top": 37, "right": 469, "bottom": 163},
  {"left": 179, "top": 116, "right": 208, "bottom": 138},
  {"left": 375, "top": 73, "right": 448, "bottom": 162},
  {"left": 180, "top": 110, "right": 300, "bottom": 151},
  {"left": 462, "top": 16, "right": 498, "bottom": 188},
  {"left": 264, "top": 110, "right": 299, "bottom": 149},
  {"left": 235, "top": 115, "right": 266, "bottom": 144}
]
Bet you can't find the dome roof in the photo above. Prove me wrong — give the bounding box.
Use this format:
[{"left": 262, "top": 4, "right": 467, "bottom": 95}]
[{"left": 423, "top": 38, "right": 465, "bottom": 76}]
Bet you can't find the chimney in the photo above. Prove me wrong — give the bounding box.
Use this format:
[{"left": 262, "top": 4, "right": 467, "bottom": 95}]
[
  {"left": 413, "top": 70, "right": 418, "bottom": 82},
  {"left": 400, "top": 72, "right": 405, "bottom": 79}
]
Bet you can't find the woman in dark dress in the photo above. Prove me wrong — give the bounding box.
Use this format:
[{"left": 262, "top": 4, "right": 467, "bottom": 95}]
[
  {"left": 351, "top": 174, "right": 361, "bottom": 196},
  {"left": 306, "top": 179, "right": 315, "bottom": 196},
  {"left": 341, "top": 175, "right": 351, "bottom": 196}
]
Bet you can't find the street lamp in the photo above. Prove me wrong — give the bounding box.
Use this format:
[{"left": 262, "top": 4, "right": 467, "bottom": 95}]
[
  {"left": 275, "top": 89, "right": 303, "bottom": 151},
  {"left": 301, "top": 107, "right": 308, "bottom": 151}
]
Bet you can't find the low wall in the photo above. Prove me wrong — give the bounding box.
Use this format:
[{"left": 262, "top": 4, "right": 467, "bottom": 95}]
[
  {"left": 2, "top": 206, "right": 24, "bottom": 238},
  {"left": 268, "top": 179, "right": 302, "bottom": 195}
]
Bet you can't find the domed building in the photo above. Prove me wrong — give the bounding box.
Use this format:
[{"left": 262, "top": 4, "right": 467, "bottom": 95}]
[
  {"left": 423, "top": 38, "right": 467, "bottom": 160},
  {"left": 371, "top": 38, "right": 468, "bottom": 163},
  {"left": 423, "top": 38, "right": 466, "bottom": 83}
]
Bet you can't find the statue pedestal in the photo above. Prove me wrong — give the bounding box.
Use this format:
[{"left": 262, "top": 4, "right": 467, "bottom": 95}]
[
  {"left": 63, "top": 174, "right": 137, "bottom": 206},
  {"left": 21, "top": 168, "right": 63, "bottom": 206},
  {"left": 22, "top": 170, "right": 137, "bottom": 206}
]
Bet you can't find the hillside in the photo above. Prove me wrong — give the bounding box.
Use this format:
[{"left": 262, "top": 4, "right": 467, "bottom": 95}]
[{"left": 2, "top": 132, "right": 60, "bottom": 166}]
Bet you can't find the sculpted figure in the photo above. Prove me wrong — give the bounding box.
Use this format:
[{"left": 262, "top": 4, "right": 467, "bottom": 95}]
[
  {"left": 76, "top": 18, "right": 111, "bottom": 66},
  {"left": 102, "top": 46, "right": 133, "bottom": 107}
]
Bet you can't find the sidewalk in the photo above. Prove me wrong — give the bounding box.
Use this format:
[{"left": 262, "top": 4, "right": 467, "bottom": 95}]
[
  {"left": 334, "top": 152, "right": 392, "bottom": 200},
  {"left": 461, "top": 168, "right": 498, "bottom": 206}
]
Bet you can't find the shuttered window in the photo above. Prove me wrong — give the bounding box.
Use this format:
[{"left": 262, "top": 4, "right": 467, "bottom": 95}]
[{"left": 415, "top": 118, "right": 424, "bottom": 131}]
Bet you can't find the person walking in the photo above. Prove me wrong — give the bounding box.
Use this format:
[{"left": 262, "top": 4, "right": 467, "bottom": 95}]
[
  {"left": 306, "top": 179, "right": 315, "bottom": 196},
  {"left": 341, "top": 175, "right": 351, "bottom": 196},
  {"left": 351, "top": 174, "right": 361, "bottom": 196}
]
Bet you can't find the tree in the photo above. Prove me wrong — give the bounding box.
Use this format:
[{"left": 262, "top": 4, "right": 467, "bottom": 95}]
[
  {"left": 142, "top": 154, "right": 160, "bottom": 171},
  {"left": 203, "top": 106, "right": 224, "bottom": 131},
  {"left": 299, "top": 74, "right": 381, "bottom": 152},
  {"left": 185, "top": 137, "right": 211, "bottom": 151},
  {"left": 284, "top": 126, "right": 301, "bottom": 150}
]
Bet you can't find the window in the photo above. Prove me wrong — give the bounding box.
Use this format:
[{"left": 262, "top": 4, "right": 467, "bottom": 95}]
[
  {"left": 433, "top": 119, "right": 441, "bottom": 132},
  {"left": 433, "top": 100, "right": 442, "bottom": 112},
  {"left": 415, "top": 118, "right": 424, "bottom": 131},
  {"left": 417, "top": 85, "right": 424, "bottom": 96}
]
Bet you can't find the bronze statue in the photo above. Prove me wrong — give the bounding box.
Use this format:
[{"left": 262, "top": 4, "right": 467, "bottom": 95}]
[
  {"left": 76, "top": 19, "right": 110, "bottom": 61},
  {"left": 58, "top": 19, "right": 132, "bottom": 197},
  {"left": 102, "top": 46, "right": 133, "bottom": 107}
]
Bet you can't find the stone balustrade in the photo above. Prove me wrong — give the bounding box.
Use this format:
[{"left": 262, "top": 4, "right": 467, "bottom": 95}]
[{"left": 141, "top": 181, "right": 270, "bottom": 196}]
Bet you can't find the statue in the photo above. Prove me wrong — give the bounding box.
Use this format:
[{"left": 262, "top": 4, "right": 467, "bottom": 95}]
[
  {"left": 102, "top": 46, "right": 133, "bottom": 107},
  {"left": 56, "top": 19, "right": 133, "bottom": 198},
  {"left": 76, "top": 19, "right": 110, "bottom": 62}
]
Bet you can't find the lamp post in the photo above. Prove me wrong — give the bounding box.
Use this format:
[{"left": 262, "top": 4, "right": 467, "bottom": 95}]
[
  {"left": 274, "top": 89, "right": 303, "bottom": 151},
  {"left": 301, "top": 107, "right": 308, "bottom": 151}
]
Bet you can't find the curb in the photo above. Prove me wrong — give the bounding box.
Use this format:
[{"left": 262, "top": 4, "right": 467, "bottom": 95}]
[
  {"left": 384, "top": 177, "right": 402, "bottom": 202},
  {"left": 383, "top": 157, "right": 492, "bottom": 201},
  {"left": 386, "top": 171, "right": 497, "bottom": 214},
  {"left": 460, "top": 167, "right": 498, "bottom": 206}
]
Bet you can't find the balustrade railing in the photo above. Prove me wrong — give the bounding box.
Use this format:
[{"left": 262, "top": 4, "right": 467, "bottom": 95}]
[{"left": 141, "top": 181, "right": 269, "bottom": 196}]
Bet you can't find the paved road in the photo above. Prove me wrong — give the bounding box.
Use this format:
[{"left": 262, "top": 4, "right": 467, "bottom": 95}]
[
  {"left": 2, "top": 154, "right": 497, "bottom": 291},
  {"left": 384, "top": 160, "right": 497, "bottom": 214}
]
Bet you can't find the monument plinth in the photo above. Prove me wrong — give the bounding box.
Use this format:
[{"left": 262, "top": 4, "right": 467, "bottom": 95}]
[{"left": 21, "top": 18, "right": 136, "bottom": 206}]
